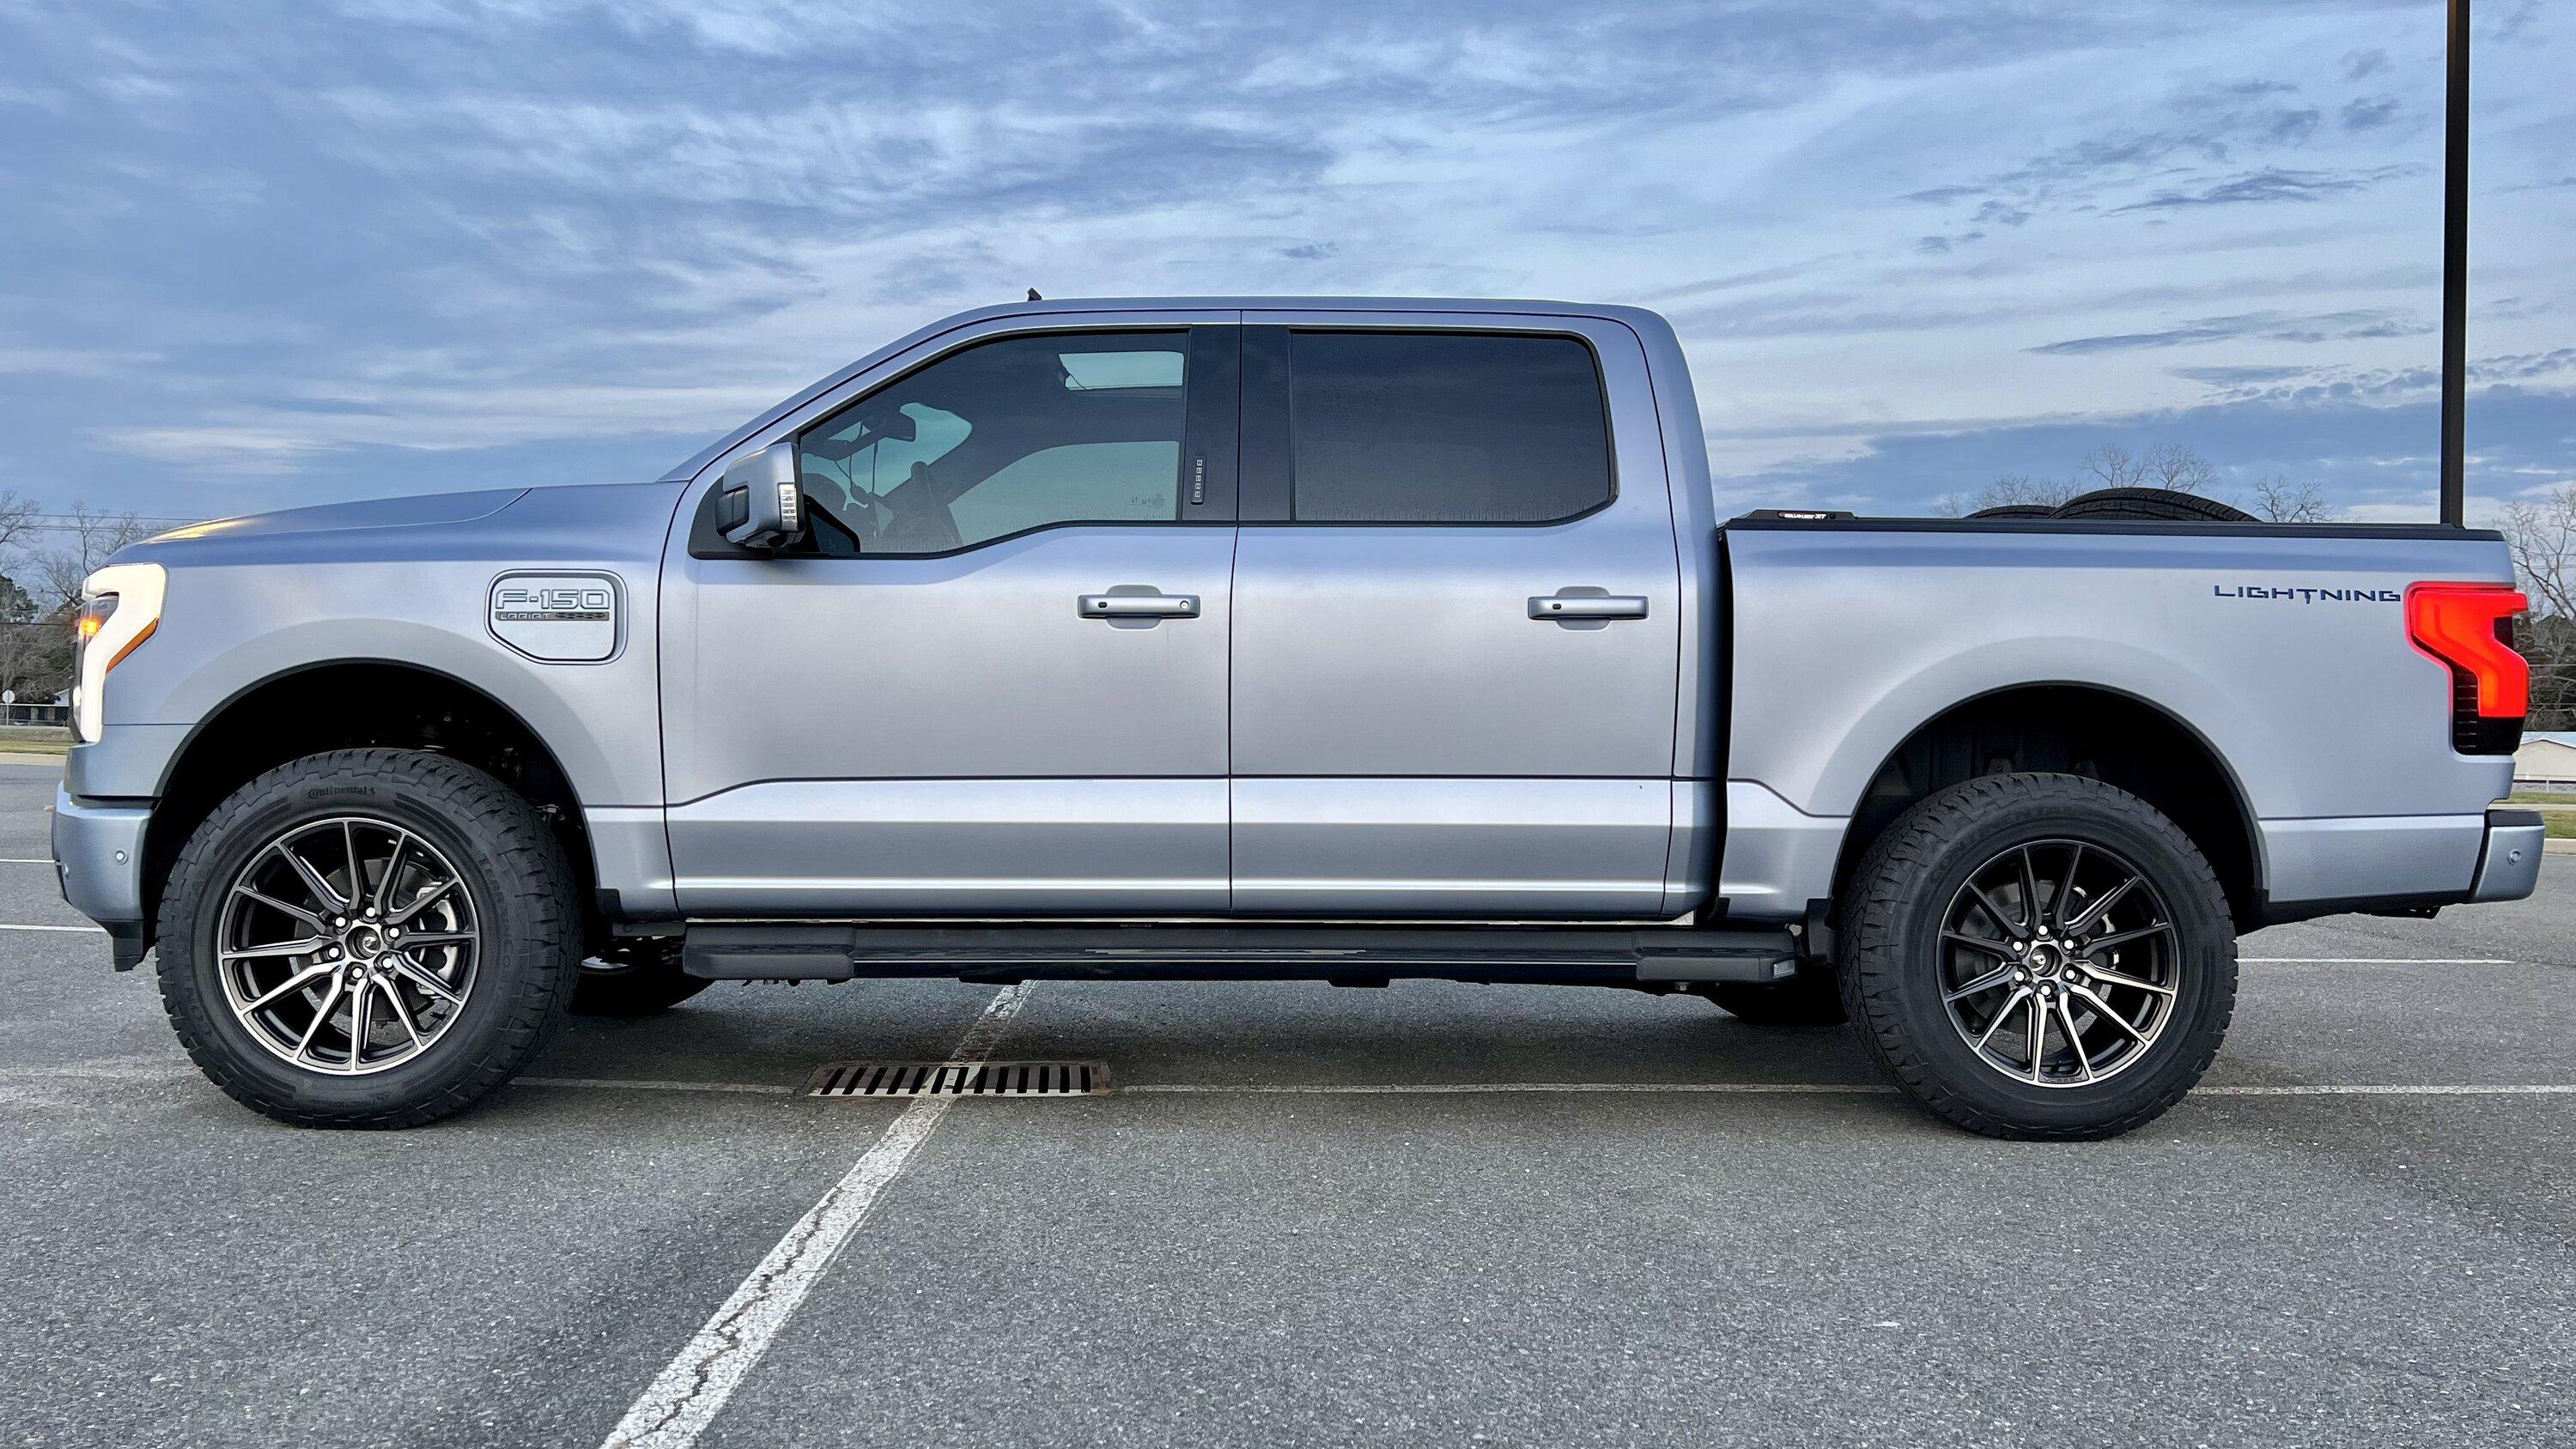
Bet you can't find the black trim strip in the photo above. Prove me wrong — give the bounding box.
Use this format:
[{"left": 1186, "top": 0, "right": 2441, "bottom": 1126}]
[
  {"left": 1723, "top": 515, "right": 2505, "bottom": 543},
  {"left": 1239, "top": 325, "right": 1293, "bottom": 522}
]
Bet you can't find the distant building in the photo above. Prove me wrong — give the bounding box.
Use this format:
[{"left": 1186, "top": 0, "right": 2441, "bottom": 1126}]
[{"left": 2515, "top": 731, "right": 2576, "bottom": 790}]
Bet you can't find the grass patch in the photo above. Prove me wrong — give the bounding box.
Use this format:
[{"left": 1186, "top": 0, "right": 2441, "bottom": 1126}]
[{"left": 0, "top": 725, "right": 70, "bottom": 756}]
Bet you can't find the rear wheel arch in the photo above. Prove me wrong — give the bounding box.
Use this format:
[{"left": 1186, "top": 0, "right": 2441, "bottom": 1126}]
[{"left": 1825, "top": 683, "right": 2263, "bottom": 929}]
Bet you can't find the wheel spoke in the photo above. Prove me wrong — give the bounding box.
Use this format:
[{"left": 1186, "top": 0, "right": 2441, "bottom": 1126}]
[
  {"left": 2053, "top": 993, "right": 2094, "bottom": 1082},
  {"left": 2062, "top": 875, "right": 2137, "bottom": 935},
  {"left": 343, "top": 821, "right": 363, "bottom": 911},
  {"left": 2081, "top": 961, "right": 2174, "bottom": 997},
  {"left": 2053, "top": 843, "right": 2086, "bottom": 928},
  {"left": 1972, "top": 987, "right": 2031, "bottom": 1052},
  {"left": 293, "top": 976, "right": 347, "bottom": 1062},
  {"left": 396, "top": 929, "right": 474, "bottom": 949},
  {"left": 2026, "top": 991, "right": 2049, "bottom": 1081},
  {"left": 2081, "top": 922, "right": 2172, "bottom": 955},
  {"left": 234, "top": 886, "right": 326, "bottom": 933},
  {"left": 370, "top": 834, "right": 410, "bottom": 916},
  {"left": 1944, "top": 964, "right": 2016, "bottom": 1003},
  {"left": 220, "top": 937, "right": 327, "bottom": 961},
  {"left": 2016, "top": 847, "right": 2042, "bottom": 932},
  {"left": 1966, "top": 882, "right": 2026, "bottom": 940},
  {"left": 1941, "top": 931, "right": 2018, "bottom": 960},
  {"left": 240, "top": 961, "right": 334, "bottom": 1012},
  {"left": 275, "top": 840, "right": 349, "bottom": 916},
  {"left": 386, "top": 875, "right": 458, "bottom": 927},
  {"left": 2068, "top": 983, "right": 2153, "bottom": 1042},
  {"left": 381, "top": 983, "right": 422, "bottom": 1044},
  {"left": 390, "top": 957, "right": 465, "bottom": 1005},
  {"left": 347, "top": 977, "right": 373, "bottom": 1066}
]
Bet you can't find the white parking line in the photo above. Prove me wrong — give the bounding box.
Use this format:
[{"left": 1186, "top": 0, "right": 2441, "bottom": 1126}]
[
  {"left": 1125, "top": 1081, "right": 1896, "bottom": 1094},
  {"left": 599, "top": 983, "right": 1035, "bottom": 1449},
  {"left": 0, "top": 857, "right": 55, "bottom": 864},
  {"left": 0, "top": 922, "right": 103, "bottom": 933},
  {"left": 2242, "top": 956, "right": 2511, "bottom": 964},
  {"left": 519, "top": 1076, "right": 795, "bottom": 1095},
  {"left": 1124, "top": 1082, "right": 2576, "bottom": 1097}
]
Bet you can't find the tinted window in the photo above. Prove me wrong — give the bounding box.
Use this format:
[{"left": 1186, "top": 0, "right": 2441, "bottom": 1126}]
[
  {"left": 1286, "top": 332, "right": 1611, "bottom": 523},
  {"left": 797, "top": 332, "right": 1187, "bottom": 555}
]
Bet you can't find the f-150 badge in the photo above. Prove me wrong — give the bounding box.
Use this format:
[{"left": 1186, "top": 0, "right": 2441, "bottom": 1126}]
[{"left": 489, "top": 572, "right": 621, "bottom": 661}]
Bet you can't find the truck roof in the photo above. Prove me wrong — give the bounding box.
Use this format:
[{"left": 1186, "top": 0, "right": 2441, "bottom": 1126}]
[{"left": 659, "top": 296, "right": 1675, "bottom": 485}]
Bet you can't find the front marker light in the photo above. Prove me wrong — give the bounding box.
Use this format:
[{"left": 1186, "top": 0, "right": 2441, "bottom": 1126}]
[{"left": 70, "top": 562, "right": 165, "bottom": 743}]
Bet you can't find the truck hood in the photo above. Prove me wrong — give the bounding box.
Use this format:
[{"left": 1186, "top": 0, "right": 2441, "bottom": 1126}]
[{"left": 141, "top": 488, "right": 530, "bottom": 545}]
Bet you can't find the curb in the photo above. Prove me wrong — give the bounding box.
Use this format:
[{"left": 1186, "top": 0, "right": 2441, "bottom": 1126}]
[{"left": 0, "top": 751, "right": 64, "bottom": 768}]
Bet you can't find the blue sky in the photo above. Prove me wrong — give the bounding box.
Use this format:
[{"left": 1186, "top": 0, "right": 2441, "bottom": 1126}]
[{"left": 2, "top": 0, "right": 2569, "bottom": 524}]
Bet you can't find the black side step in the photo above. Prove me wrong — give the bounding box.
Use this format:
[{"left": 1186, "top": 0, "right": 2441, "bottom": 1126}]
[{"left": 682, "top": 922, "right": 1802, "bottom": 988}]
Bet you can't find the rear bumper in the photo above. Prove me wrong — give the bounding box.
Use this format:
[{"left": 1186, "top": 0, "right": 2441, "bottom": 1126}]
[
  {"left": 2469, "top": 807, "right": 2546, "bottom": 903},
  {"left": 2254, "top": 805, "right": 2543, "bottom": 923},
  {"left": 50, "top": 786, "right": 151, "bottom": 967}
]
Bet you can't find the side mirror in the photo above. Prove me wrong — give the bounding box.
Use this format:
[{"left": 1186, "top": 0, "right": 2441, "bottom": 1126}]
[{"left": 717, "top": 441, "right": 806, "bottom": 551}]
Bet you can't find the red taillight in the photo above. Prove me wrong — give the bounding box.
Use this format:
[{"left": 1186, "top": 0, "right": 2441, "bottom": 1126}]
[{"left": 2406, "top": 581, "right": 2528, "bottom": 754}]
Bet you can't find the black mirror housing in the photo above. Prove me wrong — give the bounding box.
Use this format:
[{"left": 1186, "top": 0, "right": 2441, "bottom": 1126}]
[{"left": 718, "top": 441, "right": 807, "bottom": 551}]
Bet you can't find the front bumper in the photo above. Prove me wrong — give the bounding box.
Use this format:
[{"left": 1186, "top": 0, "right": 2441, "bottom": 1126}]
[
  {"left": 51, "top": 786, "right": 151, "bottom": 967},
  {"left": 2470, "top": 807, "right": 2547, "bottom": 903}
]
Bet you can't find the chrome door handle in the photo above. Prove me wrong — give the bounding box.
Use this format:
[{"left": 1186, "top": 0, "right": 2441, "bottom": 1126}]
[
  {"left": 1528, "top": 594, "right": 1648, "bottom": 621},
  {"left": 1080, "top": 592, "right": 1200, "bottom": 619}
]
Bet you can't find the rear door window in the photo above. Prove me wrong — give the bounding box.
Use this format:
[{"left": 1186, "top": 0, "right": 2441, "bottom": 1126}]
[{"left": 1285, "top": 331, "right": 1612, "bottom": 524}]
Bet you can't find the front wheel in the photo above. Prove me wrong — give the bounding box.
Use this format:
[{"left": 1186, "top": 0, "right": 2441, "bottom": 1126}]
[
  {"left": 1835, "top": 773, "right": 2237, "bottom": 1140},
  {"left": 155, "top": 749, "right": 581, "bottom": 1128}
]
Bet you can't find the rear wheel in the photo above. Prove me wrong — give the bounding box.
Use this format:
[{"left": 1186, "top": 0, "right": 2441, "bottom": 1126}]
[
  {"left": 155, "top": 749, "right": 580, "bottom": 1128},
  {"left": 1834, "top": 773, "right": 2236, "bottom": 1139}
]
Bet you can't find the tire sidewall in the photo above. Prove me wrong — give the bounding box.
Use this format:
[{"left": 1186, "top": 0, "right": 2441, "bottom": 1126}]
[
  {"left": 1856, "top": 782, "right": 2236, "bottom": 1133},
  {"left": 159, "top": 755, "right": 570, "bottom": 1118}
]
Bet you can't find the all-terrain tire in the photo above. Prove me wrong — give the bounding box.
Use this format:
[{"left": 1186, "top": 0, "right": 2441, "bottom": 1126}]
[
  {"left": 155, "top": 749, "right": 581, "bottom": 1128},
  {"left": 1834, "top": 773, "right": 2237, "bottom": 1140},
  {"left": 570, "top": 940, "right": 710, "bottom": 1016}
]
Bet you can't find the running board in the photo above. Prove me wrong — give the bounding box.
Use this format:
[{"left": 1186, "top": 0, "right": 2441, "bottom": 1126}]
[{"left": 681, "top": 923, "right": 1803, "bottom": 988}]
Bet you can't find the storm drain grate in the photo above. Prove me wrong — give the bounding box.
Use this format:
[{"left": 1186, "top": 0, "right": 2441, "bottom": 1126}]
[{"left": 800, "top": 1060, "right": 1111, "bottom": 1099}]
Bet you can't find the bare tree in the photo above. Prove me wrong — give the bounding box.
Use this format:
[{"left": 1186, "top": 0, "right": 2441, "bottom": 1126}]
[
  {"left": 1933, "top": 475, "right": 2081, "bottom": 517},
  {"left": 0, "top": 573, "right": 65, "bottom": 711},
  {"left": 2246, "top": 475, "right": 2343, "bottom": 524},
  {"left": 2077, "top": 442, "right": 2220, "bottom": 495},
  {"left": 2502, "top": 484, "right": 2576, "bottom": 621},
  {"left": 27, "top": 505, "right": 160, "bottom": 614},
  {"left": 2500, "top": 483, "right": 2576, "bottom": 731},
  {"left": 0, "top": 492, "right": 39, "bottom": 557}
]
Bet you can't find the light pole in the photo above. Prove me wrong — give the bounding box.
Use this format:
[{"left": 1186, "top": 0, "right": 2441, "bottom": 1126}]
[{"left": 2439, "top": 0, "right": 2470, "bottom": 526}]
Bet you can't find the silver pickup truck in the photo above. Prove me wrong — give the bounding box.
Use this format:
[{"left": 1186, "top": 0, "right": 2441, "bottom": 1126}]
[{"left": 52, "top": 297, "right": 2543, "bottom": 1138}]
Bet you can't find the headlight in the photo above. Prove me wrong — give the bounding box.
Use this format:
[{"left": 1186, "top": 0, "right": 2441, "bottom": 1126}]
[{"left": 70, "top": 563, "right": 164, "bottom": 743}]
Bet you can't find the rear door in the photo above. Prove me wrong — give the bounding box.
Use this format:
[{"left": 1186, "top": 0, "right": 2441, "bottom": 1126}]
[
  {"left": 1227, "top": 313, "right": 1682, "bottom": 916},
  {"left": 662, "top": 322, "right": 1243, "bottom": 915}
]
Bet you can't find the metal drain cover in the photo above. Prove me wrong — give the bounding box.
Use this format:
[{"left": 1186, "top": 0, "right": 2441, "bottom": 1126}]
[{"left": 801, "top": 1060, "right": 1111, "bottom": 1099}]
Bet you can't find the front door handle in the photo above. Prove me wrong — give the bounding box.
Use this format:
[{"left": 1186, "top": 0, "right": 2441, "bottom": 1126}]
[
  {"left": 1529, "top": 593, "right": 1649, "bottom": 621},
  {"left": 1080, "top": 592, "right": 1200, "bottom": 619}
]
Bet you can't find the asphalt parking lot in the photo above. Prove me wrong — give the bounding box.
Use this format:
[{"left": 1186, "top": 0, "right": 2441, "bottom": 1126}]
[{"left": 4, "top": 758, "right": 2573, "bottom": 1449}]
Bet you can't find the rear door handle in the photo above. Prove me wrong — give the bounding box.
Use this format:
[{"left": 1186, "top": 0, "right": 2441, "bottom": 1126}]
[
  {"left": 1080, "top": 592, "right": 1200, "bottom": 619},
  {"left": 1529, "top": 594, "right": 1649, "bottom": 621}
]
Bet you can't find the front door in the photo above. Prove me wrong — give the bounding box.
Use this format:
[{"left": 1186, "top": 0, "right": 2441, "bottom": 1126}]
[
  {"left": 1227, "top": 318, "right": 1683, "bottom": 916},
  {"left": 663, "top": 325, "right": 1241, "bottom": 915}
]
